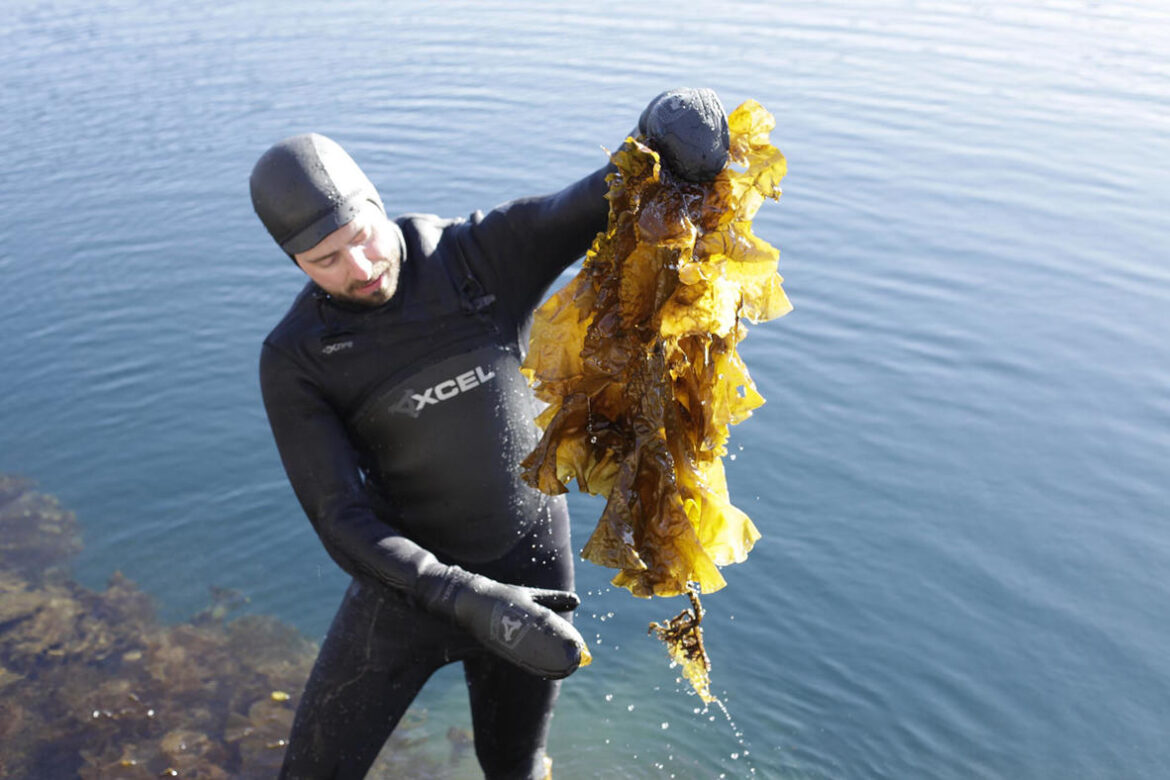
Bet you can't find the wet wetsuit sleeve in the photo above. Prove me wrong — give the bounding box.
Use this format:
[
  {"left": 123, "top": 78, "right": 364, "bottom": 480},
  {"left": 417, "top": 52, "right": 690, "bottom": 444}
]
[
  {"left": 466, "top": 164, "right": 614, "bottom": 323},
  {"left": 259, "top": 341, "right": 438, "bottom": 593}
]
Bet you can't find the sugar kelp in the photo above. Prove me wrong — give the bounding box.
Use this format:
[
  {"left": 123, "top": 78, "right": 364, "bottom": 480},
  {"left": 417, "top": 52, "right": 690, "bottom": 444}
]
[{"left": 521, "top": 100, "right": 789, "bottom": 698}]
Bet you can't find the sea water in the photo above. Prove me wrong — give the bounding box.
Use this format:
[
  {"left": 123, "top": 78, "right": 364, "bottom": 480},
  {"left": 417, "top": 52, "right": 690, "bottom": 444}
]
[{"left": 2, "top": 1, "right": 1169, "bottom": 777}]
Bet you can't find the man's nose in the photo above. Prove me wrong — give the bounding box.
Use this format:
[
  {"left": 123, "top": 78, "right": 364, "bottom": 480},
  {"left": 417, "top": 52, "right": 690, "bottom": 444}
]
[{"left": 343, "top": 245, "right": 374, "bottom": 278}]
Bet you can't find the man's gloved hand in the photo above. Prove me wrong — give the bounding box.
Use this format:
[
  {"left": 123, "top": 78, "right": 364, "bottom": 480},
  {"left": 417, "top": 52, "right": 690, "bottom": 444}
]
[
  {"left": 638, "top": 87, "right": 730, "bottom": 183},
  {"left": 417, "top": 562, "right": 587, "bottom": 679}
]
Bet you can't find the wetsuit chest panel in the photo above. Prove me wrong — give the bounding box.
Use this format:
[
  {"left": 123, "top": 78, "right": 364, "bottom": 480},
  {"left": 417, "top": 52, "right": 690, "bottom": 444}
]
[
  {"left": 304, "top": 245, "right": 501, "bottom": 419},
  {"left": 351, "top": 343, "right": 548, "bottom": 563}
]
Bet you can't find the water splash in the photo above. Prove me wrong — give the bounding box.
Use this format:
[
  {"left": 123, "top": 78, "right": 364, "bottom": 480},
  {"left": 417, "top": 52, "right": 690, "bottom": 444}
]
[{"left": 703, "top": 695, "right": 757, "bottom": 777}]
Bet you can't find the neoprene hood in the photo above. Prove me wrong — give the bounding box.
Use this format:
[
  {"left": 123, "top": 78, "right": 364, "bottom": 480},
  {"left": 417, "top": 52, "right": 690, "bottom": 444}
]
[{"left": 250, "top": 133, "right": 385, "bottom": 257}]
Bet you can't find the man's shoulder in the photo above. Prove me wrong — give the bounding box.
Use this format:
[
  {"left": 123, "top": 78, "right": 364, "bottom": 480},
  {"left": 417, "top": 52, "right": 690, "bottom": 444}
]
[
  {"left": 262, "top": 281, "right": 323, "bottom": 354},
  {"left": 396, "top": 212, "right": 470, "bottom": 259}
]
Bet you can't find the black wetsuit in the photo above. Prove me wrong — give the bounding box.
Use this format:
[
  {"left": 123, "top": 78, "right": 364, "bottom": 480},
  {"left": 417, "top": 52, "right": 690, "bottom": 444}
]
[{"left": 260, "top": 167, "right": 611, "bottom": 779}]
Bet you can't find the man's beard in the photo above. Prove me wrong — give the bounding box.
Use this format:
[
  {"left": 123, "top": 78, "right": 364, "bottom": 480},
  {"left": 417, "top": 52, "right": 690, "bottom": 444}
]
[{"left": 334, "top": 261, "right": 398, "bottom": 306}]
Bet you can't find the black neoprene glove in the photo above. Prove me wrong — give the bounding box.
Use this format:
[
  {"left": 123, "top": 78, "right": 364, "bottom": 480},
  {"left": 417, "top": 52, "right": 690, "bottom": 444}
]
[
  {"left": 416, "top": 560, "right": 587, "bottom": 679},
  {"left": 637, "top": 87, "right": 730, "bottom": 182}
]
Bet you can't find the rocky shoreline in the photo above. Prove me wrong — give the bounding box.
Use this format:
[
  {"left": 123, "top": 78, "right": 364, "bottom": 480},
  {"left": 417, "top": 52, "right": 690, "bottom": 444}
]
[{"left": 0, "top": 474, "right": 468, "bottom": 778}]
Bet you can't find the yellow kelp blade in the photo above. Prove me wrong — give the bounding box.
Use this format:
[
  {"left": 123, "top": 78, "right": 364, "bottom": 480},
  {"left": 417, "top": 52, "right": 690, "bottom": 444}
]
[
  {"left": 522, "top": 100, "right": 788, "bottom": 598},
  {"left": 649, "top": 589, "right": 715, "bottom": 703}
]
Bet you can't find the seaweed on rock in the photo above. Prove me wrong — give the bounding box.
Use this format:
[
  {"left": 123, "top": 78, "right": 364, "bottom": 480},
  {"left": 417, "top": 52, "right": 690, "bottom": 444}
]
[
  {"left": 0, "top": 474, "right": 82, "bottom": 585},
  {"left": 0, "top": 475, "right": 466, "bottom": 778}
]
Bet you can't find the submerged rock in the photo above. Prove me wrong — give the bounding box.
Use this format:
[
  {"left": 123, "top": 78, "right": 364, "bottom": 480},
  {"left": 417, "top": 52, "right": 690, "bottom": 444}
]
[
  {"left": 0, "top": 475, "right": 463, "bottom": 778},
  {"left": 0, "top": 474, "right": 82, "bottom": 585}
]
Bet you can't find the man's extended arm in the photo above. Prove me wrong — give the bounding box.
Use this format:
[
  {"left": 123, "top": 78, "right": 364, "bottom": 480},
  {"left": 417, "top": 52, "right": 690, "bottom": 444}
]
[
  {"left": 462, "top": 89, "right": 731, "bottom": 325},
  {"left": 462, "top": 163, "right": 614, "bottom": 325}
]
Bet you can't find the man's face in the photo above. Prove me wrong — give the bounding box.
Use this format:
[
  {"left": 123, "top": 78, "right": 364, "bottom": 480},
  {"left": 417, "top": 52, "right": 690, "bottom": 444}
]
[{"left": 293, "top": 202, "right": 402, "bottom": 306}]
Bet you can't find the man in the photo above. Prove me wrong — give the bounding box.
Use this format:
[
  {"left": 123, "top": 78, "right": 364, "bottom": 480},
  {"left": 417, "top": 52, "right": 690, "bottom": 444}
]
[{"left": 251, "top": 90, "right": 728, "bottom": 779}]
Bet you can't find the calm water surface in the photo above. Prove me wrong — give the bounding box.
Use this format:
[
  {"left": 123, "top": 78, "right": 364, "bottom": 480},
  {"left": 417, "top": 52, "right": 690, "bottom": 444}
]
[{"left": 2, "top": 1, "right": 1169, "bottom": 777}]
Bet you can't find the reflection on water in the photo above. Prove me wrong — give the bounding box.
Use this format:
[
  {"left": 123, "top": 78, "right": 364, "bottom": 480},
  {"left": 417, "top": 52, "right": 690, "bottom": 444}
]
[{"left": 0, "top": 474, "right": 468, "bottom": 778}]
